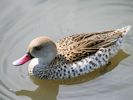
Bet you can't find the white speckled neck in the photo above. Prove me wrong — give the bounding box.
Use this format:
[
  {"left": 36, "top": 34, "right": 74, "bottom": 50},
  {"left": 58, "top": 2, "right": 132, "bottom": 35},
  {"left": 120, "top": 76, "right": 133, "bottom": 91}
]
[{"left": 28, "top": 58, "right": 47, "bottom": 75}]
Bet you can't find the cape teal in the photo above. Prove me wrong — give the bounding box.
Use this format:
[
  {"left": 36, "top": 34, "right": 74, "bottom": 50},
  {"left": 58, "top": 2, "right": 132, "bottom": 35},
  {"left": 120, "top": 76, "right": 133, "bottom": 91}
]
[{"left": 13, "top": 26, "right": 131, "bottom": 79}]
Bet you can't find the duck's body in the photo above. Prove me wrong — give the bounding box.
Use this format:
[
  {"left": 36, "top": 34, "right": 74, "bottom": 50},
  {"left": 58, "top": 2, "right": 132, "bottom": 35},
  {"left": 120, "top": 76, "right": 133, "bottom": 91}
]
[{"left": 13, "top": 26, "right": 131, "bottom": 80}]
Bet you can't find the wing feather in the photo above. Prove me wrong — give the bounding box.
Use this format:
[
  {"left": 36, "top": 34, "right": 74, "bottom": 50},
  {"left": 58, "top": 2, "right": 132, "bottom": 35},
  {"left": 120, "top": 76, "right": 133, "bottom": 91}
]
[{"left": 56, "top": 30, "right": 121, "bottom": 63}]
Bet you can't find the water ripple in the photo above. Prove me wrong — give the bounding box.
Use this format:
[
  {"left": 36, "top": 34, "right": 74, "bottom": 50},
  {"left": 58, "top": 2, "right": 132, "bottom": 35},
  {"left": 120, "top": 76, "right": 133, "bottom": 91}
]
[{"left": 0, "top": 0, "right": 133, "bottom": 100}]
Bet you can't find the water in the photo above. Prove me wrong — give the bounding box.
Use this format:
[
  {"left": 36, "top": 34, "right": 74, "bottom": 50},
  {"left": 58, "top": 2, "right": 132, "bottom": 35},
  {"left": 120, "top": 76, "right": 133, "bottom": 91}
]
[{"left": 0, "top": 0, "right": 133, "bottom": 100}]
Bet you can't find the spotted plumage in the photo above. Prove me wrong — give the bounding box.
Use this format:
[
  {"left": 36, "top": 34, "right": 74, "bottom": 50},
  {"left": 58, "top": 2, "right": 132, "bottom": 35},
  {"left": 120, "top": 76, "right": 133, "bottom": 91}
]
[{"left": 13, "top": 26, "right": 131, "bottom": 80}]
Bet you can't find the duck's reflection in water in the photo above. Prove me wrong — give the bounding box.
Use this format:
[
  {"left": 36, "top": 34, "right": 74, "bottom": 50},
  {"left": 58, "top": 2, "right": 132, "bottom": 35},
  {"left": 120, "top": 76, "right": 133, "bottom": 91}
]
[
  {"left": 16, "top": 78, "right": 59, "bottom": 100},
  {"left": 16, "top": 50, "right": 129, "bottom": 100}
]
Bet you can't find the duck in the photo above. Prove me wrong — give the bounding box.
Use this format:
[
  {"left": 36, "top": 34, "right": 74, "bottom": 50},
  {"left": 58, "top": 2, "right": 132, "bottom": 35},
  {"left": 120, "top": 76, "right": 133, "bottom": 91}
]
[{"left": 13, "top": 26, "right": 131, "bottom": 80}]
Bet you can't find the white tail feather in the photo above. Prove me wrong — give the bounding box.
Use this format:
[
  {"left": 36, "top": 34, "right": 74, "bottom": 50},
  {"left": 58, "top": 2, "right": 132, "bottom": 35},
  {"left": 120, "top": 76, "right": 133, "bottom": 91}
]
[{"left": 115, "top": 25, "right": 131, "bottom": 36}]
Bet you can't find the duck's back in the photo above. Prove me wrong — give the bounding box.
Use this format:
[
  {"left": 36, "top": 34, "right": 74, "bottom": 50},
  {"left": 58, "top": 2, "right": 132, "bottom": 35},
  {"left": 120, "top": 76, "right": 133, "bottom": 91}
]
[{"left": 56, "top": 26, "right": 131, "bottom": 64}]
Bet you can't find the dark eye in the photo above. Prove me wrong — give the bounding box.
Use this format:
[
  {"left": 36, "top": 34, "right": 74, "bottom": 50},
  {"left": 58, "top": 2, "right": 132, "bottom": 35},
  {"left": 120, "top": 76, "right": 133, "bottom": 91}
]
[{"left": 34, "top": 46, "right": 42, "bottom": 51}]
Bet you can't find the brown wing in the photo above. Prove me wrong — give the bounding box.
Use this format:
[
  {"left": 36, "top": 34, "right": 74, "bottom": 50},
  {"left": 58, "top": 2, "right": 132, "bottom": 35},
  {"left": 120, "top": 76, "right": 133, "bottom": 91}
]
[{"left": 56, "top": 30, "right": 122, "bottom": 63}]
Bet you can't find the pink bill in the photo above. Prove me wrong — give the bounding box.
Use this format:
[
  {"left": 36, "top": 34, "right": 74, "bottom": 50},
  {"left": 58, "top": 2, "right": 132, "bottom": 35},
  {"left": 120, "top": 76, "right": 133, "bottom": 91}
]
[{"left": 12, "top": 53, "right": 32, "bottom": 66}]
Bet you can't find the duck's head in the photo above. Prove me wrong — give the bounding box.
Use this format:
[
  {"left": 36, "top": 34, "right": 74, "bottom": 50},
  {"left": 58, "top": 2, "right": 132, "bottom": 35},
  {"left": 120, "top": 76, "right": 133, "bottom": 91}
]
[{"left": 12, "top": 36, "right": 57, "bottom": 66}]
